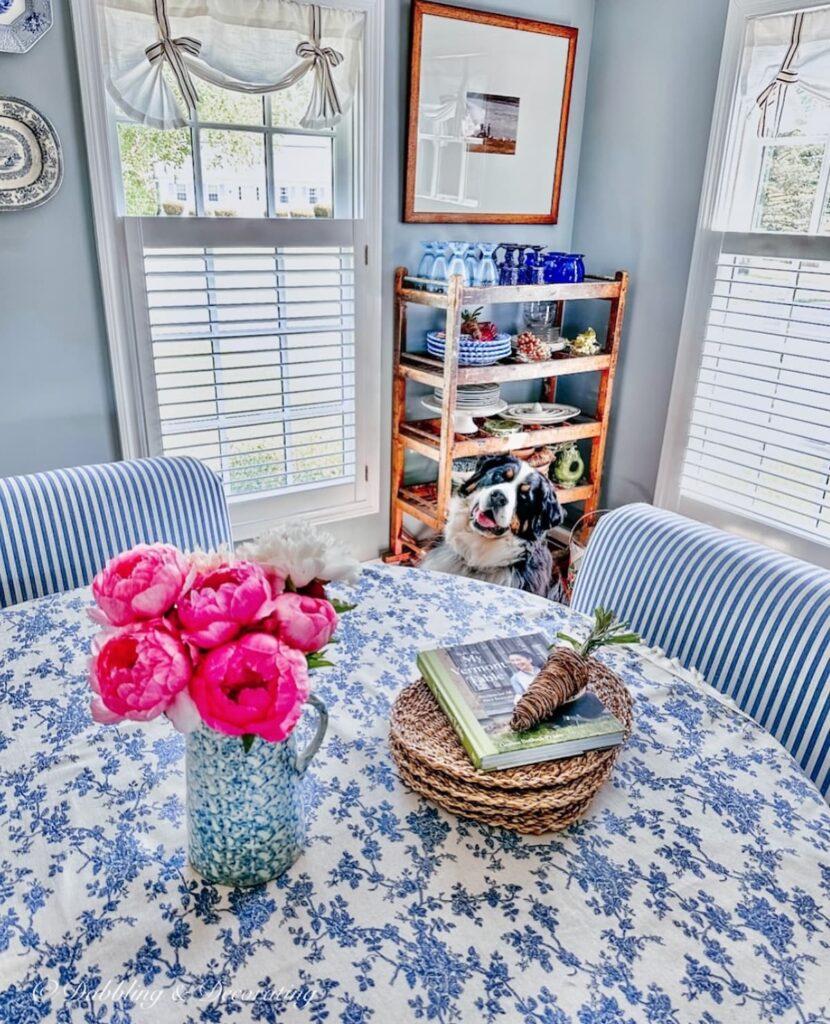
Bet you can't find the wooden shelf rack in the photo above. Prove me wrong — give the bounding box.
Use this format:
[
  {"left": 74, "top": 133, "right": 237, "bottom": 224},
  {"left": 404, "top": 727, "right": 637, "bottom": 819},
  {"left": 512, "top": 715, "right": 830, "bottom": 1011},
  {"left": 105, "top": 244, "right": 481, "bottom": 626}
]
[{"left": 386, "top": 267, "right": 628, "bottom": 562}]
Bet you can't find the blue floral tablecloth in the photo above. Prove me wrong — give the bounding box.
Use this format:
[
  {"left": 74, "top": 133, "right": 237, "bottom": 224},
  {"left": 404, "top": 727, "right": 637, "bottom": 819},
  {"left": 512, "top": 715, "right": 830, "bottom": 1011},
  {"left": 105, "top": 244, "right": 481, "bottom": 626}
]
[{"left": 1, "top": 565, "right": 829, "bottom": 1024}]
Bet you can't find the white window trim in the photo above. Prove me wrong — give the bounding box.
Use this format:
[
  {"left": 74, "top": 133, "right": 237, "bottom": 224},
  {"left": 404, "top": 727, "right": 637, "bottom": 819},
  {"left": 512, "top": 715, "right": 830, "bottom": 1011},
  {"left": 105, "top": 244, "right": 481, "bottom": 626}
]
[
  {"left": 655, "top": 0, "right": 830, "bottom": 569},
  {"left": 70, "top": 0, "right": 383, "bottom": 540}
]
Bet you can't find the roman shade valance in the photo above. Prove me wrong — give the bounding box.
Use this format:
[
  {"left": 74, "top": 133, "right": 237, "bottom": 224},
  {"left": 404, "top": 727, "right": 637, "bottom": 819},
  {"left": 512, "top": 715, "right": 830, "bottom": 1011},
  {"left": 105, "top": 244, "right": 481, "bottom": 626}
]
[
  {"left": 747, "top": 6, "right": 830, "bottom": 137},
  {"left": 99, "top": 0, "right": 365, "bottom": 130}
]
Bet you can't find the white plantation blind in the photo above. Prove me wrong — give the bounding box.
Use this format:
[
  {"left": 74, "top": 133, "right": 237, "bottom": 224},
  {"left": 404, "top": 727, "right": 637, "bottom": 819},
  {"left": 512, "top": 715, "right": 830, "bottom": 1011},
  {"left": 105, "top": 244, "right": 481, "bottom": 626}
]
[
  {"left": 680, "top": 249, "right": 830, "bottom": 543},
  {"left": 125, "top": 218, "right": 363, "bottom": 518}
]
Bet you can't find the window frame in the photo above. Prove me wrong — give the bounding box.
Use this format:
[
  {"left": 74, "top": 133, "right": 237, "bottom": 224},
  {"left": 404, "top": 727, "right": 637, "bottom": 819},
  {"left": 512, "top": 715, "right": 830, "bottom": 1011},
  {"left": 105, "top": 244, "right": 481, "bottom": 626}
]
[
  {"left": 656, "top": 0, "right": 830, "bottom": 568},
  {"left": 71, "top": 0, "right": 383, "bottom": 539}
]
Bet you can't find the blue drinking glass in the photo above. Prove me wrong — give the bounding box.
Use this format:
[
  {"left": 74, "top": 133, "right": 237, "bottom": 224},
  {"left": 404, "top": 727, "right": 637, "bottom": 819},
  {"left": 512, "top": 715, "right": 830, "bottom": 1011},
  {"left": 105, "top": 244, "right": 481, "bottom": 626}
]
[
  {"left": 556, "top": 253, "right": 586, "bottom": 284},
  {"left": 465, "top": 244, "right": 479, "bottom": 286},
  {"left": 543, "top": 251, "right": 567, "bottom": 284},
  {"left": 498, "top": 244, "right": 519, "bottom": 286},
  {"left": 430, "top": 243, "right": 449, "bottom": 292},
  {"left": 476, "top": 243, "right": 499, "bottom": 287},
  {"left": 447, "top": 241, "right": 471, "bottom": 285},
  {"left": 521, "top": 245, "right": 545, "bottom": 285},
  {"left": 416, "top": 242, "right": 437, "bottom": 287}
]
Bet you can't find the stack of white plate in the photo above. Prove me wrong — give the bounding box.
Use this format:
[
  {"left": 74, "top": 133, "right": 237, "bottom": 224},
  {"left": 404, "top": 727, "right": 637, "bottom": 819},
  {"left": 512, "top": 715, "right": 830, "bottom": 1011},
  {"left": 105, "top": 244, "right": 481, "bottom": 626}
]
[{"left": 433, "top": 383, "right": 501, "bottom": 409}]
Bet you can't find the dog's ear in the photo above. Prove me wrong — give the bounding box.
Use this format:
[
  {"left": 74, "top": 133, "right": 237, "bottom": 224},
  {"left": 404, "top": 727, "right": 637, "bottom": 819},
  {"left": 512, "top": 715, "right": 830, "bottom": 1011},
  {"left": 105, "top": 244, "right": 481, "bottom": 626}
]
[
  {"left": 458, "top": 455, "right": 515, "bottom": 497},
  {"left": 516, "top": 472, "right": 563, "bottom": 540}
]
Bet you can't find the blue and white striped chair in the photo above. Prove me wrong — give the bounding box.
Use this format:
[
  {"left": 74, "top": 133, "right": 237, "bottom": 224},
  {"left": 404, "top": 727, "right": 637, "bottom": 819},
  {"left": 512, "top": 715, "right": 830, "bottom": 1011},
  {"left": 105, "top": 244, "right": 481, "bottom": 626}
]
[
  {"left": 0, "top": 456, "right": 232, "bottom": 608},
  {"left": 571, "top": 503, "right": 830, "bottom": 798}
]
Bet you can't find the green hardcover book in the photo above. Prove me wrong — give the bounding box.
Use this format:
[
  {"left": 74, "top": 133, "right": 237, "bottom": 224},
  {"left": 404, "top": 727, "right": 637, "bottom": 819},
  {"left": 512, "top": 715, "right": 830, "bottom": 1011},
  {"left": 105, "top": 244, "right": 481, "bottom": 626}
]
[{"left": 416, "top": 632, "right": 624, "bottom": 771}]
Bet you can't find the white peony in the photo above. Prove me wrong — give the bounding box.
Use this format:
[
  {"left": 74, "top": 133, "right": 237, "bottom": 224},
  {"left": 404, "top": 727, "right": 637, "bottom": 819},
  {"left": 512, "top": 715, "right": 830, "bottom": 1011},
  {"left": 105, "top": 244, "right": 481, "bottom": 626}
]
[{"left": 237, "top": 520, "right": 360, "bottom": 589}]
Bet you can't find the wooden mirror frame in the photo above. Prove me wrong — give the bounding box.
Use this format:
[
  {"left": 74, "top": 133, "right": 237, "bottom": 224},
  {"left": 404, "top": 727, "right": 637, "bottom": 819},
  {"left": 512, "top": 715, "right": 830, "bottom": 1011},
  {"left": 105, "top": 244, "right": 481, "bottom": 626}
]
[{"left": 403, "top": 1, "right": 578, "bottom": 224}]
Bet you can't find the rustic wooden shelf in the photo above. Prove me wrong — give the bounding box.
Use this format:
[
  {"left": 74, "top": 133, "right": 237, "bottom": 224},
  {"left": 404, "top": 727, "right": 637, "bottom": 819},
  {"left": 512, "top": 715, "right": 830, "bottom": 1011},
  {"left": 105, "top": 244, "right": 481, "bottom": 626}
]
[
  {"left": 386, "top": 267, "right": 629, "bottom": 562},
  {"left": 399, "top": 351, "right": 613, "bottom": 387},
  {"left": 400, "top": 417, "right": 603, "bottom": 461}
]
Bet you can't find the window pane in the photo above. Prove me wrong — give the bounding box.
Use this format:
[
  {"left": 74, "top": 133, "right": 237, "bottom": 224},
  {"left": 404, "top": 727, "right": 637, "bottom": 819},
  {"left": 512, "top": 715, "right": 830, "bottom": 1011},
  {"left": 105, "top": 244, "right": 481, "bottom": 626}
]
[
  {"left": 272, "top": 135, "right": 334, "bottom": 217},
  {"left": 268, "top": 77, "right": 315, "bottom": 129},
  {"left": 117, "top": 124, "right": 194, "bottom": 216},
  {"left": 196, "top": 81, "right": 265, "bottom": 127},
  {"left": 201, "top": 129, "right": 267, "bottom": 216},
  {"left": 753, "top": 144, "right": 823, "bottom": 233}
]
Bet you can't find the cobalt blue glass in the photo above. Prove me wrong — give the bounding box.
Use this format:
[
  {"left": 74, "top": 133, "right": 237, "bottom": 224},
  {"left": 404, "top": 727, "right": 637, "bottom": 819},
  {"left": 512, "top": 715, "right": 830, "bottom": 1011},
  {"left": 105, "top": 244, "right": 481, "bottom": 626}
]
[
  {"left": 520, "top": 245, "right": 545, "bottom": 285},
  {"left": 556, "top": 253, "right": 586, "bottom": 283},
  {"left": 543, "top": 251, "right": 567, "bottom": 283},
  {"left": 186, "top": 695, "right": 328, "bottom": 887},
  {"left": 498, "top": 244, "right": 519, "bottom": 286}
]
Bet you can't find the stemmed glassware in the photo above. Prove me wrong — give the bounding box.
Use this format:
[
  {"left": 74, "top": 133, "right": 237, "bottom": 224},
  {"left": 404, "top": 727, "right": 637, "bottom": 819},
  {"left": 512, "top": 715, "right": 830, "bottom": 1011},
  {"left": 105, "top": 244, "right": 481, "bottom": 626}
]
[
  {"left": 498, "top": 244, "right": 520, "bottom": 286},
  {"left": 465, "top": 244, "right": 479, "bottom": 286},
  {"left": 521, "top": 245, "right": 546, "bottom": 285},
  {"left": 476, "top": 243, "right": 499, "bottom": 287},
  {"left": 430, "top": 243, "right": 449, "bottom": 291},
  {"left": 447, "top": 241, "right": 471, "bottom": 285},
  {"left": 416, "top": 242, "right": 437, "bottom": 287}
]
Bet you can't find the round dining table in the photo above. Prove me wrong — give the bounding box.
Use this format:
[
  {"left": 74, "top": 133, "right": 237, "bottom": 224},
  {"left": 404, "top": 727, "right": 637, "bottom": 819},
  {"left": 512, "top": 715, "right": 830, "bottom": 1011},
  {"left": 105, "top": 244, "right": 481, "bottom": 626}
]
[{"left": 1, "top": 564, "right": 829, "bottom": 1024}]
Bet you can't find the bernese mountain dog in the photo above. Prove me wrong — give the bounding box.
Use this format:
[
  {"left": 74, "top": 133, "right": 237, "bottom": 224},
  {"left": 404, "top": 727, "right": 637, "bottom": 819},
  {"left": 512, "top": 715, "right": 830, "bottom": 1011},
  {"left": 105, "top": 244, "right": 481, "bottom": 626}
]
[{"left": 420, "top": 454, "right": 564, "bottom": 597}]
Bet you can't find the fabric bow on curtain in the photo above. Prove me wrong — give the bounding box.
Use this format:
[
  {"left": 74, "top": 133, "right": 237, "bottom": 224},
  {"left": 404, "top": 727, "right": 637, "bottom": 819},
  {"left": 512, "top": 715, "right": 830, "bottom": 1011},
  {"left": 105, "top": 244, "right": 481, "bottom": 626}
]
[
  {"left": 752, "top": 6, "right": 830, "bottom": 138},
  {"left": 100, "top": 0, "right": 364, "bottom": 131}
]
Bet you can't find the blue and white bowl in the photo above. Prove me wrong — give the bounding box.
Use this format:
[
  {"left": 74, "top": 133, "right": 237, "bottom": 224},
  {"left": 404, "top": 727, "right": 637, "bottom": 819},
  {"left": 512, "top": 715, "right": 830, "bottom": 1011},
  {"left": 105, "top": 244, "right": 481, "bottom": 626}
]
[{"left": 426, "top": 331, "right": 512, "bottom": 366}]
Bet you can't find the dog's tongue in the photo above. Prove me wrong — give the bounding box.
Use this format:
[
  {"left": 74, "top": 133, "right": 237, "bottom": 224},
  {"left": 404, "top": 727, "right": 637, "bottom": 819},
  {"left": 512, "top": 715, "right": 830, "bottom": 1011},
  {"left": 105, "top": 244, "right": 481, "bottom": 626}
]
[{"left": 475, "top": 508, "right": 497, "bottom": 528}]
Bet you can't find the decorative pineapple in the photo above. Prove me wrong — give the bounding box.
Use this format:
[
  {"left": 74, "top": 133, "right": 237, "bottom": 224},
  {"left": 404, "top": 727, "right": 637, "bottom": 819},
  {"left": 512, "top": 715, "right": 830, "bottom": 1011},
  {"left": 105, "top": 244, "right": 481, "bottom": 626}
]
[{"left": 510, "top": 608, "right": 639, "bottom": 733}]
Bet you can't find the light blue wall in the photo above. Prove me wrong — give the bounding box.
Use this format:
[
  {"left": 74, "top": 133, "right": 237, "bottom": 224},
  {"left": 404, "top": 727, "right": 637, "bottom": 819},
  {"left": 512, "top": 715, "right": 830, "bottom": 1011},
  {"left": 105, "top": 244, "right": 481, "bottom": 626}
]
[
  {"left": 0, "top": 2, "right": 118, "bottom": 477},
  {"left": 562, "top": 0, "right": 729, "bottom": 508}
]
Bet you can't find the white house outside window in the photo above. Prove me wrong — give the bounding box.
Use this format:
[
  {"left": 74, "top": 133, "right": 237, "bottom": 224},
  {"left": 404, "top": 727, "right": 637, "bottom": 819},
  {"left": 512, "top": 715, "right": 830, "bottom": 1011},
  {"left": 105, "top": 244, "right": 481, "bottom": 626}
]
[{"left": 72, "top": 0, "right": 383, "bottom": 538}]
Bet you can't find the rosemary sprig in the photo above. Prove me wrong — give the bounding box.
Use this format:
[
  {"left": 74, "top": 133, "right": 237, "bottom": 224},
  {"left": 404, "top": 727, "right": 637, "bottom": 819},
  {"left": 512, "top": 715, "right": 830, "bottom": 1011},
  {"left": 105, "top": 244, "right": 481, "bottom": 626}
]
[{"left": 555, "top": 606, "right": 640, "bottom": 658}]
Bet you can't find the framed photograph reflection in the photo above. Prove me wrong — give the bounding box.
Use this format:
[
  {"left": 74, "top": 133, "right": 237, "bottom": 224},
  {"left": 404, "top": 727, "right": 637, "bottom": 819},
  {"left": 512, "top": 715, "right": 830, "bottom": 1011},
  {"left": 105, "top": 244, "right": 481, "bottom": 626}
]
[{"left": 404, "top": 2, "right": 578, "bottom": 224}]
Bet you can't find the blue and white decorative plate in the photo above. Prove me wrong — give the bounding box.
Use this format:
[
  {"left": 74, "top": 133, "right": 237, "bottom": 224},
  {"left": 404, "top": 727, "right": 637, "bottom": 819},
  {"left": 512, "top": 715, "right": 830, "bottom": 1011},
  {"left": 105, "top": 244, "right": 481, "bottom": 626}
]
[
  {"left": 0, "top": 0, "right": 52, "bottom": 53},
  {"left": 0, "top": 97, "right": 62, "bottom": 211}
]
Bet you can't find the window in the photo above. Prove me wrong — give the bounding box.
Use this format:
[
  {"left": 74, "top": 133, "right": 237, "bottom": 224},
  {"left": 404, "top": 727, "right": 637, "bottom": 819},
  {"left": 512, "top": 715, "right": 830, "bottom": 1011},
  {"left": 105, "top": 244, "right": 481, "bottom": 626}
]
[
  {"left": 176, "top": 187, "right": 187, "bottom": 201},
  {"left": 309, "top": 187, "right": 318, "bottom": 204},
  {"left": 657, "top": 0, "right": 830, "bottom": 567},
  {"left": 73, "top": 0, "right": 382, "bottom": 538}
]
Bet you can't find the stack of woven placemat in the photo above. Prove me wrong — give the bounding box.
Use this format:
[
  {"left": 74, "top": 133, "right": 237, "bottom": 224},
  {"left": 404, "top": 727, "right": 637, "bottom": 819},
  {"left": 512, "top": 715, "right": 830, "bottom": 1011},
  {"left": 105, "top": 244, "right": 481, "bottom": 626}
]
[{"left": 389, "top": 659, "right": 633, "bottom": 834}]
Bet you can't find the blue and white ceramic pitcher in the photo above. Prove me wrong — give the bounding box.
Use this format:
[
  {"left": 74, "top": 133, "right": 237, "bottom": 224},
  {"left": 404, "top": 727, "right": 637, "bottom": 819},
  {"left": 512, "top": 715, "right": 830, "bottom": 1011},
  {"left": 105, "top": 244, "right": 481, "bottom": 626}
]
[{"left": 186, "top": 695, "right": 328, "bottom": 887}]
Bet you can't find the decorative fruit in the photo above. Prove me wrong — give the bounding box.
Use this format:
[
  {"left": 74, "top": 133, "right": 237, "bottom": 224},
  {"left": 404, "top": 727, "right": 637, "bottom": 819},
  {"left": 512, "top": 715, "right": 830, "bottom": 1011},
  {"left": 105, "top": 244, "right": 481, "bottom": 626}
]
[
  {"left": 461, "top": 307, "right": 499, "bottom": 342},
  {"left": 515, "top": 331, "right": 549, "bottom": 362}
]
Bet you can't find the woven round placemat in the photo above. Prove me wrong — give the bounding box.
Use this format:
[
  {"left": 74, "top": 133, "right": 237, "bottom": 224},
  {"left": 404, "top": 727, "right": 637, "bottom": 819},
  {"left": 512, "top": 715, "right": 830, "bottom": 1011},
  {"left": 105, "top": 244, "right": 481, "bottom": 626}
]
[{"left": 389, "top": 658, "right": 633, "bottom": 834}]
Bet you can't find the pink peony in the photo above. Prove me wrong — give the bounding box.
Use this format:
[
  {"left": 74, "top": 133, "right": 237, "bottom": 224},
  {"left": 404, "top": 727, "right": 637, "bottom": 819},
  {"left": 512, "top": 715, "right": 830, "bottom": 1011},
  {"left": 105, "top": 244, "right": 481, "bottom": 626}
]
[
  {"left": 90, "top": 621, "right": 192, "bottom": 724},
  {"left": 91, "top": 544, "right": 191, "bottom": 627},
  {"left": 176, "top": 561, "right": 278, "bottom": 648},
  {"left": 189, "top": 632, "right": 309, "bottom": 742},
  {"left": 263, "top": 592, "right": 338, "bottom": 653}
]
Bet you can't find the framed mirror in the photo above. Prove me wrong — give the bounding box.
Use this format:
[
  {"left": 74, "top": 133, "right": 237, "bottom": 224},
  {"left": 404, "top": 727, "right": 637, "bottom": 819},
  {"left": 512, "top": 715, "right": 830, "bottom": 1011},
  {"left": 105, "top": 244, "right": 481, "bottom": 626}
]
[{"left": 404, "top": 1, "right": 578, "bottom": 224}]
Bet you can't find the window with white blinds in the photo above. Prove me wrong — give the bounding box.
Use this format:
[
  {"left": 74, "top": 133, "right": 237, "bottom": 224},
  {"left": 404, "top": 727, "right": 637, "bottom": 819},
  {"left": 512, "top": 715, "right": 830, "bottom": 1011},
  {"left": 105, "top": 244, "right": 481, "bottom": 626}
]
[
  {"left": 657, "top": 0, "right": 830, "bottom": 568},
  {"left": 72, "top": 1, "right": 382, "bottom": 540},
  {"left": 680, "top": 250, "right": 830, "bottom": 543},
  {"left": 140, "top": 243, "right": 355, "bottom": 499}
]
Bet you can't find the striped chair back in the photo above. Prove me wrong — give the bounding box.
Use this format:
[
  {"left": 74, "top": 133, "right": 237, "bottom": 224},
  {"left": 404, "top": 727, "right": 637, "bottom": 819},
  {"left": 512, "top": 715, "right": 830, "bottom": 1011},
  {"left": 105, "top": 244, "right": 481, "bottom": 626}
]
[
  {"left": 571, "top": 503, "right": 830, "bottom": 798},
  {"left": 0, "top": 457, "right": 232, "bottom": 608}
]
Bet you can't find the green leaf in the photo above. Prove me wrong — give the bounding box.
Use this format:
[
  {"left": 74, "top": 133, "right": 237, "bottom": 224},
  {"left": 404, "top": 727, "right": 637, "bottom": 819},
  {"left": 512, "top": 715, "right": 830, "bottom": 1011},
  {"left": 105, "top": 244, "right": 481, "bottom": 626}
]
[
  {"left": 554, "top": 631, "right": 581, "bottom": 651},
  {"left": 602, "top": 633, "right": 641, "bottom": 645},
  {"left": 306, "top": 650, "right": 336, "bottom": 670},
  {"left": 331, "top": 598, "right": 357, "bottom": 614},
  {"left": 241, "top": 734, "right": 255, "bottom": 754},
  {"left": 284, "top": 577, "right": 297, "bottom": 592}
]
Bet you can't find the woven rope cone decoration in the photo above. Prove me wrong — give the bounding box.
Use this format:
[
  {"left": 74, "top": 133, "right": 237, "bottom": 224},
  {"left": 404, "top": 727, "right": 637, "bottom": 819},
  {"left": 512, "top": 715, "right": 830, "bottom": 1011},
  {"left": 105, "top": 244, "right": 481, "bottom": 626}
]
[{"left": 511, "top": 647, "right": 588, "bottom": 732}]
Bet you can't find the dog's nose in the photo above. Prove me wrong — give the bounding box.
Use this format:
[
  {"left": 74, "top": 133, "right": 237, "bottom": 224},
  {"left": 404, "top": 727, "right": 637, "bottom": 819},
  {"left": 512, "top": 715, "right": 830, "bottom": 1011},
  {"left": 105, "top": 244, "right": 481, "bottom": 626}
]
[{"left": 488, "top": 490, "right": 508, "bottom": 509}]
